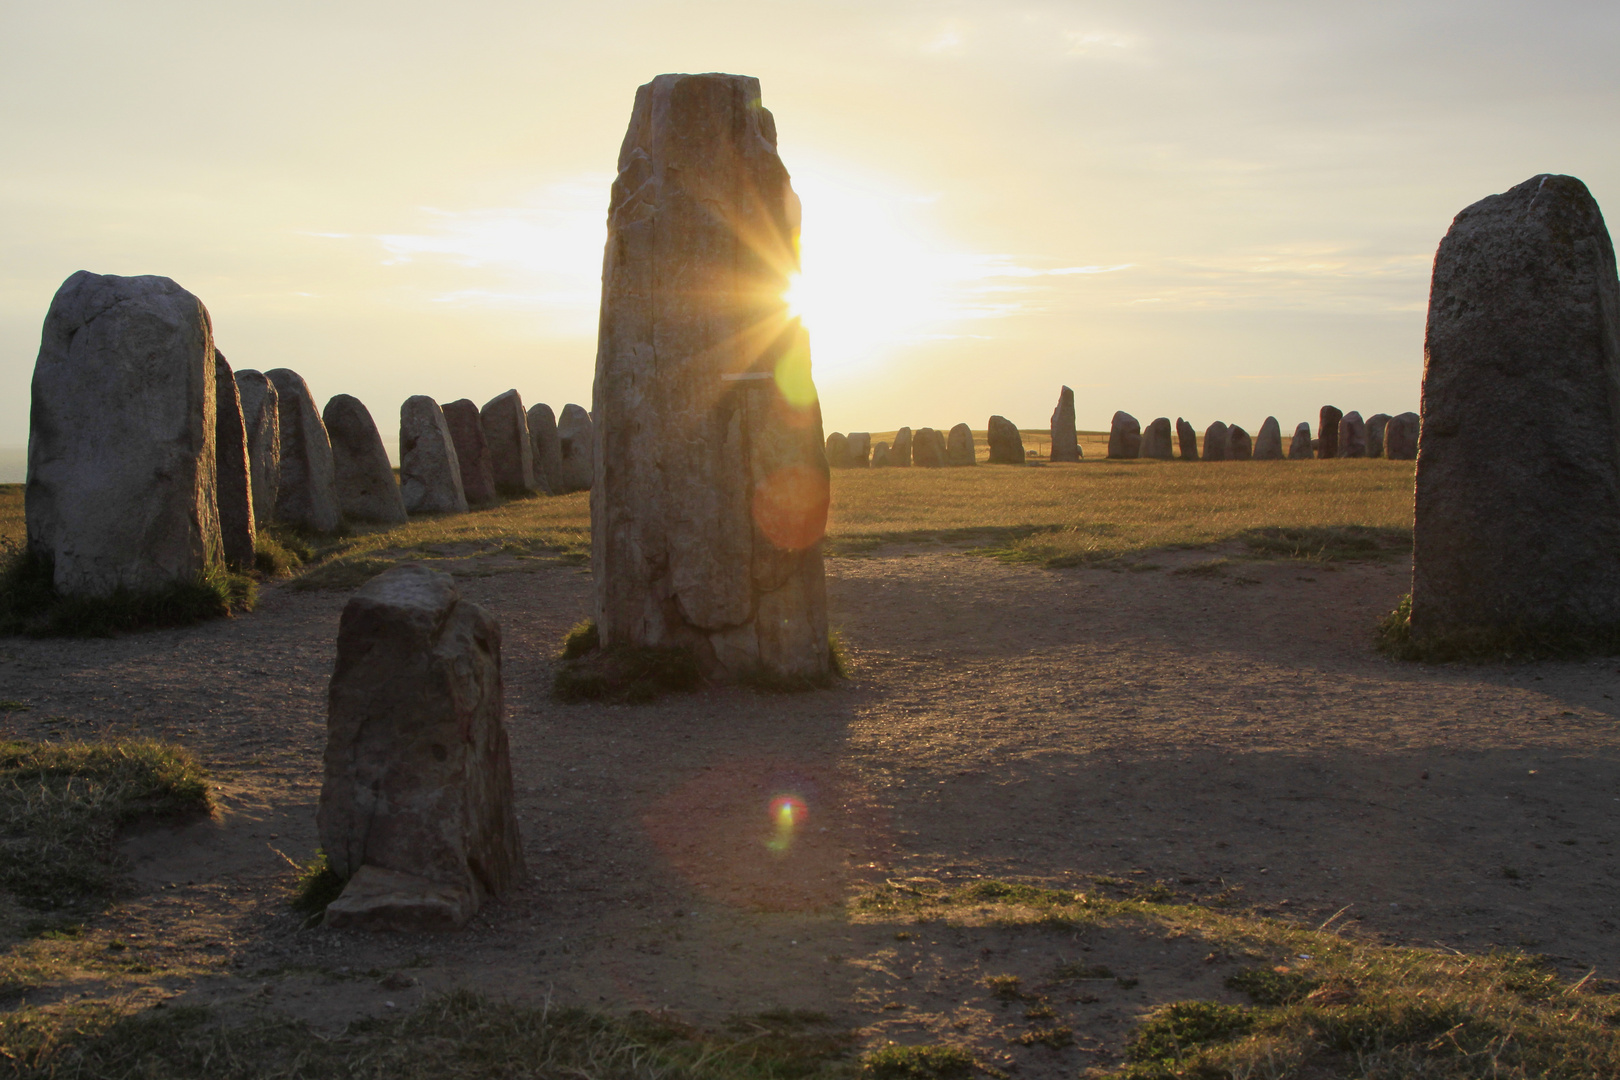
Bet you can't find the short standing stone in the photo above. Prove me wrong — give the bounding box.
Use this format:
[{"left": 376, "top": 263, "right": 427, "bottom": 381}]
[
  {"left": 319, "top": 564, "right": 523, "bottom": 931},
  {"left": 555, "top": 403, "right": 593, "bottom": 493},
  {"left": 1339, "top": 411, "right": 1367, "bottom": 458},
  {"left": 1289, "top": 423, "right": 1313, "bottom": 460},
  {"left": 214, "top": 352, "right": 255, "bottom": 569},
  {"left": 235, "top": 370, "right": 281, "bottom": 525},
  {"left": 846, "top": 432, "right": 871, "bottom": 468},
  {"left": 1385, "top": 412, "right": 1420, "bottom": 460},
  {"left": 987, "top": 415, "right": 1025, "bottom": 464},
  {"left": 481, "top": 390, "right": 537, "bottom": 496},
  {"left": 1049, "top": 386, "right": 1080, "bottom": 462},
  {"left": 399, "top": 396, "right": 468, "bottom": 516},
  {"left": 27, "top": 271, "right": 223, "bottom": 596},
  {"left": 1107, "top": 411, "right": 1141, "bottom": 459},
  {"left": 871, "top": 441, "right": 891, "bottom": 467},
  {"left": 527, "top": 404, "right": 562, "bottom": 494},
  {"left": 1175, "top": 418, "right": 1198, "bottom": 460},
  {"left": 947, "top": 423, "right": 976, "bottom": 466},
  {"left": 1253, "top": 416, "right": 1284, "bottom": 460},
  {"left": 1227, "top": 425, "right": 1253, "bottom": 460},
  {"left": 441, "top": 399, "right": 498, "bottom": 507},
  {"left": 1317, "top": 405, "right": 1342, "bottom": 459},
  {"left": 891, "top": 427, "right": 913, "bottom": 467},
  {"left": 913, "top": 427, "right": 944, "bottom": 467},
  {"left": 824, "top": 432, "right": 850, "bottom": 469},
  {"left": 324, "top": 394, "right": 407, "bottom": 524},
  {"left": 1365, "top": 413, "right": 1392, "bottom": 458},
  {"left": 266, "top": 368, "right": 342, "bottom": 532},
  {"left": 1140, "top": 417, "right": 1173, "bottom": 460},
  {"left": 1202, "top": 421, "right": 1230, "bottom": 462}
]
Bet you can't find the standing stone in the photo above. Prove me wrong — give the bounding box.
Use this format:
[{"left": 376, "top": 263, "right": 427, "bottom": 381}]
[
  {"left": 1107, "top": 411, "right": 1141, "bottom": 459},
  {"left": 1317, "top": 405, "right": 1343, "bottom": 459},
  {"left": 27, "top": 272, "right": 222, "bottom": 597},
  {"left": 824, "top": 432, "right": 851, "bottom": 469},
  {"left": 1289, "top": 422, "right": 1313, "bottom": 460},
  {"left": 891, "top": 427, "right": 913, "bottom": 467},
  {"left": 527, "top": 404, "right": 563, "bottom": 495},
  {"left": 1202, "top": 421, "right": 1230, "bottom": 462},
  {"left": 1413, "top": 173, "right": 1620, "bottom": 644},
  {"left": 987, "top": 415, "right": 1025, "bottom": 464},
  {"left": 1385, "top": 412, "right": 1420, "bottom": 460},
  {"left": 480, "top": 390, "right": 537, "bottom": 496},
  {"left": 1339, "top": 411, "right": 1367, "bottom": 458},
  {"left": 913, "top": 427, "right": 944, "bottom": 467},
  {"left": 266, "top": 369, "right": 341, "bottom": 533},
  {"left": 1253, "top": 416, "right": 1284, "bottom": 460},
  {"left": 324, "top": 395, "right": 407, "bottom": 525},
  {"left": 1175, "top": 418, "right": 1198, "bottom": 460},
  {"left": 214, "top": 352, "right": 255, "bottom": 569},
  {"left": 235, "top": 370, "right": 281, "bottom": 525},
  {"left": 442, "top": 399, "right": 498, "bottom": 508},
  {"left": 1227, "top": 425, "right": 1253, "bottom": 460},
  {"left": 846, "top": 432, "right": 871, "bottom": 468},
  {"left": 871, "top": 441, "right": 892, "bottom": 467},
  {"left": 592, "top": 73, "right": 830, "bottom": 680},
  {"left": 556, "top": 403, "right": 594, "bottom": 493},
  {"left": 1366, "top": 413, "right": 1392, "bottom": 458},
  {"left": 1140, "top": 417, "right": 1173, "bottom": 460},
  {"left": 947, "top": 423, "right": 976, "bottom": 466},
  {"left": 399, "top": 396, "right": 468, "bottom": 516},
  {"left": 319, "top": 564, "right": 523, "bottom": 931},
  {"left": 1049, "top": 386, "right": 1080, "bottom": 462}
]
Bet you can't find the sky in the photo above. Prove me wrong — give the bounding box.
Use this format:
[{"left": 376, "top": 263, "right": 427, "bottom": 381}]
[{"left": 2, "top": 0, "right": 1617, "bottom": 467}]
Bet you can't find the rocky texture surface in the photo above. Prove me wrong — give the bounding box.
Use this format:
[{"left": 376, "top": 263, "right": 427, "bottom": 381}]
[
  {"left": 1366, "top": 413, "right": 1392, "bottom": 459},
  {"left": 1317, "top": 406, "right": 1342, "bottom": 459},
  {"left": 556, "top": 404, "right": 594, "bottom": 494},
  {"left": 1141, "top": 417, "right": 1173, "bottom": 460},
  {"left": 235, "top": 370, "right": 281, "bottom": 525},
  {"left": 1253, "top": 416, "right": 1283, "bottom": 460},
  {"left": 592, "top": 72, "right": 831, "bottom": 681},
  {"left": 1049, "top": 386, "right": 1080, "bottom": 462},
  {"left": 400, "top": 396, "right": 468, "bottom": 516},
  {"left": 319, "top": 564, "right": 523, "bottom": 931},
  {"left": 266, "top": 368, "right": 341, "bottom": 533},
  {"left": 1339, "top": 411, "right": 1367, "bottom": 458},
  {"left": 891, "top": 427, "right": 913, "bottom": 467},
  {"left": 1107, "top": 411, "right": 1141, "bottom": 459},
  {"left": 1202, "top": 421, "right": 1229, "bottom": 462},
  {"left": 27, "top": 271, "right": 223, "bottom": 596},
  {"left": 947, "top": 423, "right": 975, "bottom": 466},
  {"left": 324, "top": 394, "right": 407, "bottom": 525},
  {"left": 1412, "top": 174, "right": 1620, "bottom": 643},
  {"left": 912, "top": 427, "right": 944, "bottom": 467},
  {"left": 1385, "top": 412, "right": 1419, "bottom": 460},
  {"left": 527, "top": 404, "right": 562, "bottom": 495},
  {"left": 214, "top": 352, "right": 255, "bottom": 569},
  {"left": 481, "top": 390, "right": 537, "bottom": 496},
  {"left": 871, "top": 442, "right": 891, "bottom": 467},
  {"left": 1175, "top": 418, "right": 1198, "bottom": 460},
  {"left": 442, "top": 399, "right": 498, "bottom": 508},
  {"left": 1227, "top": 424, "right": 1253, "bottom": 461},
  {"left": 824, "top": 432, "right": 850, "bottom": 469},
  {"left": 986, "top": 416, "right": 1023, "bottom": 464},
  {"left": 1289, "top": 423, "right": 1313, "bottom": 460},
  {"left": 846, "top": 432, "right": 871, "bottom": 468}
]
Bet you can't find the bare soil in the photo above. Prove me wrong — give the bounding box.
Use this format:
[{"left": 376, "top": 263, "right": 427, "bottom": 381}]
[{"left": 3, "top": 544, "right": 1618, "bottom": 1075}]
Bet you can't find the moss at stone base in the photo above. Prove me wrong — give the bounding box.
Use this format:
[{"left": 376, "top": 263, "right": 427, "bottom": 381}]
[
  {"left": 1377, "top": 593, "right": 1620, "bottom": 662},
  {"left": 0, "top": 545, "right": 253, "bottom": 638}
]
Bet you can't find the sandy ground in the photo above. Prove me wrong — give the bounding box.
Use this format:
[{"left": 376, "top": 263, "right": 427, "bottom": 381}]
[{"left": 2, "top": 544, "right": 1618, "bottom": 1074}]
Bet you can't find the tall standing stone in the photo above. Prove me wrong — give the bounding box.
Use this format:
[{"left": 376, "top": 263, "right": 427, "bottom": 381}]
[
  {"left": 824, "top": 432, "right": 850, "bottom": 469},
  {"left": 1339, "top": 411, "right": 1367, "bottom": 458},
  {"left": 891, "top": 427, "right": 913, "bottom": 467},
  {"left": 236, "top": 370, "right": 281, "bottom": 525},
  {"left": 1107, "top": 411, "right": 1141, "bottom": 459},
  {"left": 1202, "top": 421, "right": 1230, "bottom": 462},
  {"left": 556, "top": 403, "right": 594, "bottom": 493},
  {"left": 1366, "top": 413, "right": 1392, "bottom": 458},
  {"left": 214, "top": 352, "right": 255, "bottom": 569},
  {"left": 319, "top": 564, "right": 523, "bottom": 931},
  {"left": 987, "top": 415, "right": 1024, "bottom": 464},
  {"left": 1413, "top": 174, "right": 1620, "bottom": 645},
  {"left": 1049, "top": 386, "right": 1080, "bottom": 462},
  {"left": 1253, "top": 416, "right": 1284, "bottom": 460},
  {"left": 27, "top": 272, "right": 222, "bottom": 596},
  {"left": 1227, "top": 425, "right": 1253, "bottom": 460},
  {"left": 1175, "top": 418, "right": 1198, "bottom": 460},
  {"left": 913, "top": 427, "right": 944, "bottom": 467},
  {"left": 1317, "top": 405, "right": 1342, "bottom": 459},
  {"left": 947, "top": 423, "right": 976, "bottom": 466},
  {"left": 1288, "top": 422, "right": 1313, "bottom": 460},
  {"left": 266, "top": 368, "right": 341, "bottom": 533},
  {"left": 592, "top": 73, "right": 830, "bottom": 680},
  {"left": 1385, "top": 412, "right": 1420, "bottom": 460},
  {"left": 442, "top": 399, "right": 498, "bottom": 508},
  {"left": 1140, "top": 417, "right": 1173, "bottom": 460},
  {"left": 399, "top": 396, "right": 468, "bottom": 516},
  {"left": 324, "top": 395, "right": 407, "bottom": 525},
  {"left": 846, "top": 432, "right": 871, "bottom": 468},
  {"left": 481, "top": 390, "right": 537, "bottom": 496}
]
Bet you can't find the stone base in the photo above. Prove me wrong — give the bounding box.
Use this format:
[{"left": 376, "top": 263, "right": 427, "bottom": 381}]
[{"left": 323, "top": 865, "right": 475, "bottom": 932}]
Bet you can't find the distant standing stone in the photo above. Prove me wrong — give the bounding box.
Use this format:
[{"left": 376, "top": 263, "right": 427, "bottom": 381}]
[
  {"left": 1202, "top": 421, "right": 1230, "bottom": 462},
  {"left": 399, "top": 396, "right": 468, "bottom": 516},
  {"left": 235, "top": 371, "right": 281, "bottom": 526},
  {"left": 214, "top": 352, "right": 255, "bottom": 569},
  {"left": 846, "top": 432, "right": 871, "bottom": 468},
  {"left": 947, "top": 423, "right": 976, "bottom": 466},
  {"left": 1289, "top": 423, "right": 1313, "bottom": 460},
  {"left": 987, "top": 415, "right": 1025, "bottom": 464},
  {"left": 1253, "top": 416, "right": 1284, "bottom": 460},
  {"left": 481, "top": 390, "right": 537, "bottom": 496},
  {"left": 324, "top": 394, "right": 407, "bottom": 524},
  {"left": 1365, "top": 413, "right": 1392, "bottom": 458},
  {"left": 913, "top": 427, "right": 945, "bottom": 467},
  {"left": 1317, "top": 405, "right": 1342, "bottom": 459},
  {"left": 441, "top": 400, "right": 498, "bottom": 507},
  {"left": 1227, "top": 424, "right": 1253, "bottom": 460},
  {"left": 891, "top": 427, "right": 913, "bottom": 467},
  {"left": 319, "top": 564, "right": 523, "bottom": 931},
  {"left": 871, "top": 441, "right": 891, "bottom": 467},
  {"left": 824, "top": 432, "right": 850, "bottom": 469},
  {"left": 527, "top": 403, "right": 562, "bottom": 494},
  {"left": 1107, "top": 411, "right": 1141, "bottom": 459},
  {"left": 1175, "top": 418, "right": 1198, "bottom": 460},
  {"left": 1140, "top": 417, "right": 1173, "bottom": 460},
  {"left": 1339, "top": 411, "right": 1367, "bottom": 458},
  {"left": 1049, "top": 386, "right": 1080, "bottom": 462},
  {"left": 27, "top": 272, "right": 223, "bottom": 597},
  {"left": 555, "top": 403, "right": 593, "bottom": 493},
  {"left": 265, "top": 368, "right": 341, "bottom": 533},
  {"left": 1385, "top": 412, "right": 1420, "bottom": 460}
]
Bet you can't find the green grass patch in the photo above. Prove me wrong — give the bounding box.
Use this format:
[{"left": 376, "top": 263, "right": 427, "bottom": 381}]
[
  {"left": 558, "top": 619, "right": 600, "bottom": 660},
  {"left": 252, "top": 529, "right": 308, "bottom": 577},
  {"left": 860, "top": 1043, "right": 973, "bottom": 1080},
  {"left": 0, "top": 543, "right": 254, "bottom": 637},
  {"left": 1377, "top": 593, "right": 1620, "bottom": 663},
  {"left": 287, "top": 555, "right": 398, "bottom": 592},
  {"left": 288, "top": 850, "right": 344, "bottom": 918}
]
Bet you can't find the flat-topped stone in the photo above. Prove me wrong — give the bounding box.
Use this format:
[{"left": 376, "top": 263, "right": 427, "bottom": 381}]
[
  {"left": 481, "top": 390, "right": 537, "bottom": 496},
  {"left": 1141, "top": 417, "right": 1173, "bottom": 460},
  {"left": 1317, "top": 405, "right": 1342, "bottom": 459},
  {"left": 527, "top": 403, "right": 562, "bottom": 494},
  {"left": 1107, "top": 411, "right": 1141, "bottom": 459},
  {"left": 987, "top": 416, "right": 1024, "bottom": 464}
]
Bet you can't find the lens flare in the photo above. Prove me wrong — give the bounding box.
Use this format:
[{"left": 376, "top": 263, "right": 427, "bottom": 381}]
[
  {"left": 767, "top": 794, "right": 807, "bottom": 854},
  {"left": 752, "top": 465, "right": 829, "bottom": 551}
]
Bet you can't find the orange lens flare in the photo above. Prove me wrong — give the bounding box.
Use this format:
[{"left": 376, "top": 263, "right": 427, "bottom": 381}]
[{"left": 752, "top": 465, "right": 829, "bottom": 551}]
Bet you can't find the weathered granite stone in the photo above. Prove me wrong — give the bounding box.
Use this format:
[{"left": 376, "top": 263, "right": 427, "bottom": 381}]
[
  {"left": 1175, "top": 418, "right": 1198, "bottom": 460},
  {"left": 214, "top": 352, "right": 255, "bottom": 569},
  {"left": 527, "top": 403, "right": 563, "bottom": 494},
  {"left": 987, "top": 415, "right": 1024, "bottom": 464},
  {"left": 556, "top": 403, "right": 593, "bottom": 493},
  {"left": 1227, "top": 425, "right": 1253, "bottom": 460},
  {"left": 1107, "top": 411, "right": 1141, "bottom": 459},
  {"left": 319, "top": 564, "right": 523, "bottom": 931},
  {"left": 1141, "top": 417, "right": 1173, "bottom": 460},
  {"left": 1289, "top": 423, "right": 1313, "bottom": 460},
  {"left": 235, "top": 370, "right": 280, "bottom": 525},
  {"left": 1202, "top": 421, "right": 1230, "bottom": 462},
  {"left": 324, "top": 394, "right": 407, "bottom": 525},
  {"left": 1413, "top": 174, "right": 1620, "bottom": 644},
  {"left": 481, "top": 390, "right": 537, "bottom": 496},
  {"left": 824, "top": 432, "right": 850, "bottom": 469},
  {"left": 266, "top": 368, "right": 341, "bottom": 532},
  {"left": 871, "top": 441, "right": 891, "bottom": 467},
  {"left": 26, "top": 271, "right": 223, "bottom": 596},
  {"left": 399, "top": 396, "right": 468, "bottom": 516},
  {"left": 1050, "top": 386, "right": 1080, "bottom": 462},
  {"left": 947, "top": 423, "right": 976, "bottom": 466},
  {"left": 592, "top": 73, "right": 831, "bottom": 680},
  {"left": 442, "top": 399, "right": 498, "bottom": 507},
  {"left": 1253, "top": 416, "right": 1284, "bottom": 460},
  {"left": 1366, "top": 413, "right": 1392, "bottom": 458},
  {"left": 1338, "top": 411, "right": 1367, "bottom": 458},
  {"left": 913, "top": 427, "right": 944, "bottom": 467},
  {"left": 1317, "top": 405, "right": 1342, "bottom": 459},
  {"left": 1385, "top": 412, "right": 1419, "bottom": 460},
  {"left": 891, "top": 427, "right": 913, "bottom": 467},
  {"left": 846, "top": 432, "right": 871, "bottom": 468}
]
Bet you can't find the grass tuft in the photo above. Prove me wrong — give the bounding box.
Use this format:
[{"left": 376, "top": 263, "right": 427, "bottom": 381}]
[
  {"left": 289, "top": 850, "right": 344, "bottom": 917},
  {"left": 558, "top": 619, "right": 600, "bottom": 660},
  {"left": 252, "top": 530, "right": 307, "bottom": 577},
  {"left": 1238, "top": 524, "right": 1410, "bottom": 562},
  {"left": 0, "top": 544, "right": 253, "bottom": 637},
  {"left": 860, "top": 1043, "right": 974, "bottom": 1080}
]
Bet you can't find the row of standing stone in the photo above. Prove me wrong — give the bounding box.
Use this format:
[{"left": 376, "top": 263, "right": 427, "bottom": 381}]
[{"left": 1095, "top": 405, "right": 1420, "bottom": 461}]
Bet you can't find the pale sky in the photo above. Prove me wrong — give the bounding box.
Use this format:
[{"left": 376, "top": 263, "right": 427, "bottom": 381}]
[{"left": 2, "top": 0, "right": 1617, "bottom": 464}]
